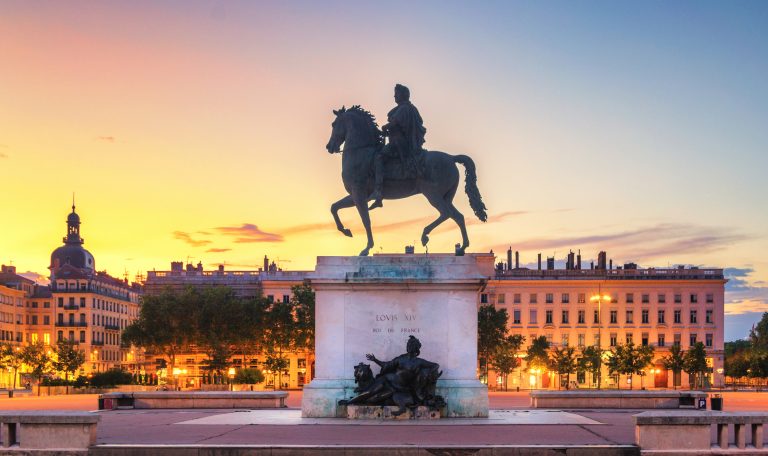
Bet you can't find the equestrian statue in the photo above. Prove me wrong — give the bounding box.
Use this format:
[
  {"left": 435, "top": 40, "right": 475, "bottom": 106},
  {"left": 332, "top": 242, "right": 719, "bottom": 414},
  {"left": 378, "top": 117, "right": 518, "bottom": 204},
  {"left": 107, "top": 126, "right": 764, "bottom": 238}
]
[{"left": 325, "top": 84, "right": 487, "bottom": 256}]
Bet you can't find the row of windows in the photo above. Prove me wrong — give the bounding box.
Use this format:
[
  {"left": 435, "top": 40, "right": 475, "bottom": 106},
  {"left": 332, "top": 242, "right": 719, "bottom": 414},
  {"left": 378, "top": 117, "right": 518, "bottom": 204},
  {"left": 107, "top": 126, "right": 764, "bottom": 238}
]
[
  {"left": 484, "top": 292, "right": 716, "bottom": 305},
  {"left": 0, "top": 294, "right": 23, "bottom": 306},
  {"left": 27, "top": 301, "right": 52, "bottom": 308},
  {"left": 0, "top": 330, "right": 21, "bottom": 342},
  {"left": 266, "top": 294, "right": 292, "bottom": 303},
  {"left": 521, "top": 332, "right": 715, "bottom": 349},
  {"left": 56, "top": 297, "right": 133, "bottom": 315},
  {"left": 510, "top": 308, "right": 715, "bottom": 325}
]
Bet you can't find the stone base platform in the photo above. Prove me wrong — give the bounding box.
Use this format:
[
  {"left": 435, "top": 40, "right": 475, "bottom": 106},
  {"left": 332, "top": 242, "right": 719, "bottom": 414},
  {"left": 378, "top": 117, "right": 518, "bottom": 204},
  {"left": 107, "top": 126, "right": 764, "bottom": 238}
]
[
  {"left": 100, "top": 391, "right": 288, "bottom": 409},
  {"left": 346, "top": 405, "right": 440, "bottom": 420},
  {"left": 531, "top": 390, "right": 708, "bottom": 409}
]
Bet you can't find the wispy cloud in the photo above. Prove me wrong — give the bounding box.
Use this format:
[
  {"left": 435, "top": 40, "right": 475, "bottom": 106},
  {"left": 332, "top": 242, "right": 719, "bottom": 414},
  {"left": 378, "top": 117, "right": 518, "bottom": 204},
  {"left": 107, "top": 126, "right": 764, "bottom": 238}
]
[
  {"left": 489, "top": 223, "right": 750, "bottom": 262},
  {"left": 206, "top": 248, "right": 231, "bottom": 253},
  {"left": 0, "top": 152, "right": 7, "bottom": 159},
  {"left": 173, "top": 231, "right": 212, "bottom": 247},
  {"left": 96, "top": 136, "right": 116, "bottom": 143},
  {"left": 19, "top": 271, "right": 49, "bottom": 285},
  {"left": 215, "top": 224, "right": 283, "bottom": 243}
]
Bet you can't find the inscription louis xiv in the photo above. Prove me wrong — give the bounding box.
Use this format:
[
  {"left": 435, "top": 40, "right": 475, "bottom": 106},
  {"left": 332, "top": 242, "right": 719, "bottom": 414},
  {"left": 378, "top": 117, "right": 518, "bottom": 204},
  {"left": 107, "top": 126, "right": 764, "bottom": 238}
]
[{"left": 372, "top": 312, "right": 419, "bottom": 334}]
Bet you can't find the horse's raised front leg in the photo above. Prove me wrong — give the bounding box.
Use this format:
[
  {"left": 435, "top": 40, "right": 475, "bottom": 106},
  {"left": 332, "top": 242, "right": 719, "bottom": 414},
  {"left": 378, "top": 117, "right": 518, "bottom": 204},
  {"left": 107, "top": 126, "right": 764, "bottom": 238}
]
[
  {"left": 421, "top": 214, "right": 448, "bottom": 247},
  {"left": 331, "top": 195, "right": 355, "bottom": 237},
  {"left": 354, "top": 195, "right": 374, "bottom": 256}
]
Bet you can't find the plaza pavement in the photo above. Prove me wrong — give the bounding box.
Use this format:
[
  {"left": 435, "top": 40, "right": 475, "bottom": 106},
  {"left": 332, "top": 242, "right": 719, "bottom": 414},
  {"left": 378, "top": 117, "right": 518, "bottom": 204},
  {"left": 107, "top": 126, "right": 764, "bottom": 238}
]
[{"left": 1, "top": 391, "right": 766, "bottom": 447}]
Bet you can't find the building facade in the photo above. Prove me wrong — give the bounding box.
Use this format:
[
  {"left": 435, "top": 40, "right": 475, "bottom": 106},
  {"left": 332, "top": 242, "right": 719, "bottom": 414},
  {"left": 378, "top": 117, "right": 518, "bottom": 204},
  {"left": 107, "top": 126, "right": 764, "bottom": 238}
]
[
  {"left": 480, "top": 250, "right": 726, "bottom": 389},
  {"left": 143, "top": 258, "right": 312, "bottom": 389}
]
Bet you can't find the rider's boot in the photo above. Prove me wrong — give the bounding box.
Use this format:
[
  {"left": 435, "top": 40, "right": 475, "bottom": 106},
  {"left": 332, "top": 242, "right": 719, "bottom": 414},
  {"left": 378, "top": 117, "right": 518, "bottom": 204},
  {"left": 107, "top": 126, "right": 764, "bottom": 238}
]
[{"left": 369, "top": 153, "right": 384, "bottom": 210}]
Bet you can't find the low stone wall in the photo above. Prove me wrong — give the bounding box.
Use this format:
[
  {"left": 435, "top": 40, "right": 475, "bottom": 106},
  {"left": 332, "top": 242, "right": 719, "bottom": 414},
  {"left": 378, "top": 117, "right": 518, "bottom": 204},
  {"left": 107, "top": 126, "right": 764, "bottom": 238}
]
[
  {"left": 100, "top": 391, "right": 288, "bottom": 409},
  {"left": 31, "top": 384, "right": 160, "bottom": 397},
  {"left": 531, "top": 390, "right": 707, "bottom": 409},
  {"left": 0, "top": 411, "right": 99, "bottom": 451},
  {"left": 634, "top": 411, "right": 768, "bottom": 453}
]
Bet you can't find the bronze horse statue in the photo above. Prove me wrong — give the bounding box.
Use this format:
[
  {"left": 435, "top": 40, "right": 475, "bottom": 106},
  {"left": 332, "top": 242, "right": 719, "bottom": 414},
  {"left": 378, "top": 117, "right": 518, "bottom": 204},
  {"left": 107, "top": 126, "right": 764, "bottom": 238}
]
[{"left": 325, "top": 105, "right": 487, "bottom": 256}]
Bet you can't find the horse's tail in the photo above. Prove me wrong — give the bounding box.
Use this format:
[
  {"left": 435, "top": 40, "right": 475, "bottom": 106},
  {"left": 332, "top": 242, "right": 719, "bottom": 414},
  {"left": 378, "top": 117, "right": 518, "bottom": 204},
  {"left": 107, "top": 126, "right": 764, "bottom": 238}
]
[{"left": 453, "top": 155, "right": 488, "bottom": 222}]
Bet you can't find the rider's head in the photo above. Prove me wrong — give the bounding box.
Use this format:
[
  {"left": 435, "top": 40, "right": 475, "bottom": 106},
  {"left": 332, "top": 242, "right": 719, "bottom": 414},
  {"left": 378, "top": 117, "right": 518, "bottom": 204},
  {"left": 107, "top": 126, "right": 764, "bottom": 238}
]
[
  {"left": 394, "top": 84, "right": 410, "bottom": 103},
  {"left": 406, "top": 335, "right": 421, "bottom": 357}
]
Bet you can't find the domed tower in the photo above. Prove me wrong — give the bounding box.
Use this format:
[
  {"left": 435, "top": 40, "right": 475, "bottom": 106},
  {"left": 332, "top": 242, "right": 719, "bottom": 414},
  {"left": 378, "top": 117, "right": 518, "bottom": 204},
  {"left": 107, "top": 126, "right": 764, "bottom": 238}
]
[{"left": 50, "top": 201, "right": 95, "bottom": 279}]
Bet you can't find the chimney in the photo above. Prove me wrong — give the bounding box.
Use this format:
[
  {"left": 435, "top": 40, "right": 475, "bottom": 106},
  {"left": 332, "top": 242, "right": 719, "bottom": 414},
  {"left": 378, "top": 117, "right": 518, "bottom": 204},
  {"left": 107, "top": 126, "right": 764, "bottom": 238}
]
[
  {"left": 609, "top": 259, "right": 613, "bottom": 270},
  {"left": 197, "top": 261, "right": 203, "bottom": 272},
  {"left": 546, "top": 257, "right": 555, "bottom": 270},
  {"left": 590, "top": 261, "right": 594, "bottom": 270},
  {"left": 515, "top": 251, "right": 519, "bottom": 269},
  {"left": 507, "top": 247, "right": 512, "bottom": 270},
  {"left": 218, "top": 264, "right": 224, "bottom": 274},
  {"left": 537, "top": 253, "right": 542, "bottom": 271},
  {"left": 566, "top": 250, "right": 575, "bottom": 270},
  {"left": 597, "top": 251, "right": 607, "bottom": 270},
  {"left": 264, "top": 255, "right": 269, "bottom": 272},
  {"left": 405, "top": 245, "right": 415, "bottom": 254}
]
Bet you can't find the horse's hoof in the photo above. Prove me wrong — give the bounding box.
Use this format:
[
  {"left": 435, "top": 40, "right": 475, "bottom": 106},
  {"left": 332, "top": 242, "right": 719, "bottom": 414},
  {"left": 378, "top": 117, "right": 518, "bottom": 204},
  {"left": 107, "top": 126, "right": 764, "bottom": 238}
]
[
  {"left": 456, "top": 247, "right": 466, "bottom": 256},
  {"left": 359, "top": 249, "right": 370, "bottom": 256},
  {"left": 421, "top": 234, "right": 429, "bottom": 246},
  {"left": 342, "top": 228, "right": 353, "bottom": 237}
]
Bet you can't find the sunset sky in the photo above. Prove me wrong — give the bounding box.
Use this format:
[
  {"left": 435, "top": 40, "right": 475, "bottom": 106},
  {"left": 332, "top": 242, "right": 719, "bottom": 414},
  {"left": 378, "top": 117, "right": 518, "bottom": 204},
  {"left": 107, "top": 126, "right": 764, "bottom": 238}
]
[{"left": 1, "top": 1, "right": 766, "bottom": 340}]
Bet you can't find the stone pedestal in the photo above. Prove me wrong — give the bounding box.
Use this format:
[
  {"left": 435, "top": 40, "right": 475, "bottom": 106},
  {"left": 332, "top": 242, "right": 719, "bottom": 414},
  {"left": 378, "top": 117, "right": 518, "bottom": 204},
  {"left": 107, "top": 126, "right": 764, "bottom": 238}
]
[
  {"left": 301, "top": 253, "right": 492, "bottom": 418},
  {"left": 347, "top": 405, "right": 440, "bottom": 420}
]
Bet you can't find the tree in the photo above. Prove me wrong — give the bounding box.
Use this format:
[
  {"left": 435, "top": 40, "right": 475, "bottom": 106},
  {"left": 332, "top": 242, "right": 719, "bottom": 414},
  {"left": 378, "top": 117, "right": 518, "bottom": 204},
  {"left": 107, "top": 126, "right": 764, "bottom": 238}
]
[
  {"left": 52, "top": 340, "right": 86, "bottom": 393},
  {"left": 123, "top": 287, "right": 197, "bottom": 384},
  {"left": 549, "top": 345, "right": 577, "bottom": 389},
  {"left": 291, "top": 283, "right": 316, "bottom": 381},
  {"left": 0, "top": 343, "right": 23, "bottom": 394},
  {"left": 606, "top": 343, "right": 632, "bottom": 389},
  {"left": 661, "top": 344, "right": 686, "bottom": 389},
  {"left": 750, "top": 312, "right": 768, "bottom": 352},
  {"left": 684, "top": 342, "right": 708, "bottom": 389},
  {"left": 525, "top": 336, "right": 550, "bottom": 388},
  {"left": 630, "top": 344, "right": 655, "bottom": 390},
  {"left": 264, "top": 298, "right": 297, "bottom": 390},
  {"left": 233, "top": 368, "right": 265, "bottom": 385},
  {"left": 579, "top": 345, "right": 603, "bottom": 389},
  {"left": 21, "top": 342, "right": 52, "bottom": 396},
  {"left": 477, "top": 305, "right": 509, "bottom": 383},
  {"left": 493, "top": 335, "right": 525, "bottom": 391}
]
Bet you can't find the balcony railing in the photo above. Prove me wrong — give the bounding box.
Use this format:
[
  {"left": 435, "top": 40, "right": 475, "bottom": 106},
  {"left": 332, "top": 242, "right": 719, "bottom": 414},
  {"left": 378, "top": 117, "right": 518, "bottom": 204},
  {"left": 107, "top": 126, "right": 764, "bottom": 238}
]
[
  {"left": 495, "top": 267, "right": 724, "bottom": 281},
  {"left": 104, "top": 324, "right": 120, "bottom": 331},
  {"left": 55, "top": 322, "right": 88, "bottom": 327}
]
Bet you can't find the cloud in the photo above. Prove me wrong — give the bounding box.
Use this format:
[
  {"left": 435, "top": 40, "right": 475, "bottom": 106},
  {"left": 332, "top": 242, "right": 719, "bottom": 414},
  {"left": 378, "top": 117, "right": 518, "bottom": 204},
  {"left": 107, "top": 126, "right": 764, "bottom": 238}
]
[
  {"left": 215, "top": 224, "right": 283, "bottom": 243},
  {"left": 19, "top": 271, "right": 49, "bottom": 285},
  {"left": 173, "top": 231, "right": 212, "bottom": 247},
  {"left": 724, "top": 267, "right": 768, "bottom": 316},
  {"left": 488, "top": 223, "right": 749, "bottom": 263},
  {"left": 96, "top": 136, "right": 115, "bottom": 143},
  {"left": 206, "top": 248, "right": 231, "bottom": 253}
]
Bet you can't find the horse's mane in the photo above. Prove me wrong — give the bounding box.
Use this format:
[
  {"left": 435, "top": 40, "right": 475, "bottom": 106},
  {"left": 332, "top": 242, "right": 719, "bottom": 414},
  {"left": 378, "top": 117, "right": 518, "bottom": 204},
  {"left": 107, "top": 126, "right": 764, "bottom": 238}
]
[{"left": 344, "top": 105, "right": 384, "bottom": 146}]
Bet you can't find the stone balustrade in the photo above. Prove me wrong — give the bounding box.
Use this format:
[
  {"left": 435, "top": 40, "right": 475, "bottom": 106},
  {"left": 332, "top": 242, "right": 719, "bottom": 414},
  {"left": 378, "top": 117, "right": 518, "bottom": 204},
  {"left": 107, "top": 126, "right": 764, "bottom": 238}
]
[
  {"left": 0, "top": 411, "right": 99, "bottom": 451},
  {"left": 634, "top": 411, "right": 767, "bottom": 452}
]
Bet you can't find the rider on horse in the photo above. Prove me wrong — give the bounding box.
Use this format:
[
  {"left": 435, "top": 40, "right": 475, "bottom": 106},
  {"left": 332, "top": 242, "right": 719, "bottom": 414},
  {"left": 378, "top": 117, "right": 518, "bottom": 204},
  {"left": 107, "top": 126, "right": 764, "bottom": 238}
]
[{"left": 369, "top": 84, "right": 427, "bottom": 209}]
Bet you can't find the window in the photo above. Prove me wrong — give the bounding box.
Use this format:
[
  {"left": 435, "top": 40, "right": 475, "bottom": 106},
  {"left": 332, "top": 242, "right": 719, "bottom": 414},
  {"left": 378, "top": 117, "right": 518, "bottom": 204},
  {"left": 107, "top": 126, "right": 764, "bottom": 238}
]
[
  {"left": 529, "top": 293, "right": 538, "bottom": 304},
  {"left": 626, "top": 293, "right": 634, "bottom": 304},
  {"left": 69, "top": 297, "right": 75, "bottom": 306},
  {"left": 545, "top": 310, "right": 553, "bottom": 324},
  {"left": 594, "top": 310, "right": 600, "bottom": 324},
  {"left": 578, "top": 293, "right": 586, "bottom": 304},
  {"left": 79, "top": 331, "right": 85, "bottom": 342},
  {"left": 545, "top": 293, "right": 554, "bottom": 304},
  {"left": 44, "top": 316, "right": 50, "bottom": 325},
  {"left": 546, "top": 334, "right": 553, "bottom": 344},
  {"left": 480, "top": 293, "right": 488, "bottom": 304},
  {"left": 706, "top": 309, "right": 713, "bottom": 324},
  {"left": 690, "top": 293, "right": 698, "bottom": 304},
  {"left": 497, "top": 293, "right": 505, "bottom": 304},
  {"left": 626, "top": 333, "right": 634, "bottom": 344},
  {"left": 626, "top": 310, "right": 634, "bottom": 324},
  {"left": 690, "top": 333, "right": 697, "bottom": 346},
  {"left": 642, "top": 333, "right": 649, "bottom": 346},
  {"left": 594, "top": 333, "right": 601, "bottom": 347},
  {"left": 658, "top": 334, "right": 666, "bottom": 347},
  {"left": 68, "top": 330, "right": 74, "bottom": 341},
  {"left": 611, "top": 294, "right": 618, "bottom": 304},
  {"left": 283, "top": 294, "right": 290, "bottom": 303},
  {"left": 58, "top": 298, "right": 63, "bottom": 307},
  {"left": 658, "top": 310, "right": 666, "bottom": 324},
  {"left": 674, "top": 310, "right": 682, "bottom": 324},
  {"left": 44, "top": 301, "right": 50, "bottom": 308},
  {"left": 43, "top": 333, "right": 50, "bottom": 345},
  {"left": 690, "top": 310, "right": 697, "bottom": 324},
  {"left": 80, "top": 297, "right": 86, "bottom": 307},
  {"left": 561, "top": 333, "right": 569, "bottom": 346},
  {"left": 610, "top": 310, "right": 618, "bottom": 324},
  {"left": 513, "top": 293, "right": 521, "bottom": 304},
  {"left": 674, "top": 294, "right": 682, "bottom": 304},
  {"left": 706, "top": 333, "right": 713, "bottom": 347},
  {"left": 641, "top": 309, "right": 649, "bottom": 324},
  {"left": 610, "top": 333, "right": 617, "bottom": 347},
  {"left": 31, "top": 315, "right": 38, "bottom": 325},
  {"left": 80, "top": 313, "right": 86, "bottom": 324},
  {"left": 706, "top": 293, "right": 714, "bottom": 304},
  {"left": 658, "top": 294, "right": 666, "bottom": 304},
  {"left": 642, "top": 294, "right": 650, "bottom": 304},
  {"left": 578, "top": 333, "right": 585, "bottom": 347},
  {"left": 513, "top": 310, "right": 521, "bottom": 324},
  {"left": 561, "top": 310, "right": 569, "bottom": 324},
  {"left": 529, "top": 309, "right": 537, "bottom": 324},
  {"left": 57, "top": 314, "right": 63, "bottom": 324},
  {"left": 57, "top": 330, "right": 63, "bottom": 341},
  {"left": 578, "top": 310, "right": 585, "bottom": 324},
  {"left": 561, "top": 293, "right": 569, "bottom": 304}
]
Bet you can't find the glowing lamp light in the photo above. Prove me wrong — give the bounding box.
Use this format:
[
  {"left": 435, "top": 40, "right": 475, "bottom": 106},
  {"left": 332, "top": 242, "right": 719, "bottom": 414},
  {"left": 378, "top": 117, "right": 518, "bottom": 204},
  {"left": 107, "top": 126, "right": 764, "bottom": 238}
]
[
  {"left": 172, "top": 368, "right": 181, "bottom": 376},
  {"left": 227, "top": 367, "right": 236, "bottom": 376}
]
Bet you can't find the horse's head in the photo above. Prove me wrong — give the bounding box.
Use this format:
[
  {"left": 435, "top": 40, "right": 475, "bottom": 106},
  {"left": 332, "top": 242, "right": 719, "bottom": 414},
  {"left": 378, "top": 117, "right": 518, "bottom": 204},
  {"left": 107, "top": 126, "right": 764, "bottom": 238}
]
[
  {"left": 326, "top": 106, "right": 347, "bottom": 154},
  {"left": 326, "top": 105, "right": 383, "bottom": 154}
]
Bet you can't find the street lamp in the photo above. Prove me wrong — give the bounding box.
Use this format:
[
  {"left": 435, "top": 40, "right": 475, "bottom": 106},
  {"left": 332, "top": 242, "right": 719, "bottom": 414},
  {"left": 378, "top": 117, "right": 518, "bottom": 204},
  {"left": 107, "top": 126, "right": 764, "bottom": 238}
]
[{"left": 591, "top": 286, "right": 611, "bottom": 388}]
